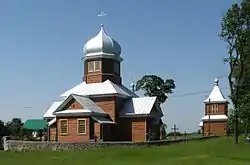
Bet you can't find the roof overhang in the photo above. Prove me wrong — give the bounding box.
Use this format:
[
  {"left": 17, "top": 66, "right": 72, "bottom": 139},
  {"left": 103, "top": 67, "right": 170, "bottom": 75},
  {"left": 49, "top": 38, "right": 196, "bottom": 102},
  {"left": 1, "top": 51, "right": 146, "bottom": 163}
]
[
  {"left": 201, "top": 115, "right": 228, "bottom": 121},
  {"left": 91, "top": 116, "right": 115, "bottom": 124},
  {"left": 199, "top": 121, "right": 203, "bottom": 127},
  {"left": 89, "top": 93, "right": 131, "bottom": 99},
  {"left": 82, "top": 53, "right": 123, "bottom": 62},
  {"left": 120, "top": 114, "right": 151, "bottom": 118},
  {"left": 203, "top": 100, "right": 229, "bottom": 104},
  {"left": 48, "top": 118, "right": 57, "bottom": 126},
  {"left": 60, "top": 91, "right": 133, "bottom": 100},
  {"left": 53, "top": 110, "right": 106, "bottom": 117}
]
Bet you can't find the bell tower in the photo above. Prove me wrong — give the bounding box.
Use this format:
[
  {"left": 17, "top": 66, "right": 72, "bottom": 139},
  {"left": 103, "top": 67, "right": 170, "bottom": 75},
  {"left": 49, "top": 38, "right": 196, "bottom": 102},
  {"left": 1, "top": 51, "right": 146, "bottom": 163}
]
[
  {"left": 200, "top": 78, "right": 229, "bottom": 136},
  {"left": 82, "top": 24, "right": 123, "bottom": 85}
]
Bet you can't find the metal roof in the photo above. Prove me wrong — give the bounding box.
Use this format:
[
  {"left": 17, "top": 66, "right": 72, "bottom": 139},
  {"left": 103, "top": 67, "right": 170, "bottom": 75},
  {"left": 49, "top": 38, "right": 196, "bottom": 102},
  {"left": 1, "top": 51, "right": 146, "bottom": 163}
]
[
  {"left": 120, "top": 96, "right": 163, "bottom": 116},
  {"left": 53, "top": 94, "right": 106, "bottom": 116},
  {"left": 60, "top": 80, "right": 137, "bottom": 98},
  {"left": 23, "top": 119, "right": 47, "bottom": 130},
  {"left": 204, "top": 78, "right": 228, "bottom": 103},
  {"left": 200, "top": 115, "right": 228, "bottom": 121},
  {"left": 43, "top": 101, "right": 64, "bottom": 118}
]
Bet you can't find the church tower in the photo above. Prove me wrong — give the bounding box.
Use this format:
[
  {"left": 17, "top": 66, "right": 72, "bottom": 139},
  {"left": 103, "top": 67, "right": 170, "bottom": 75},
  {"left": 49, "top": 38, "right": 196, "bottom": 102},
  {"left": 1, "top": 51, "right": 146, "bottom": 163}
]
[
  {"left": 82, "top": 24, "right": 123, "bottom": 84},
  {"left": 200, "top": 78, "right": 229, "bottom": 136}
]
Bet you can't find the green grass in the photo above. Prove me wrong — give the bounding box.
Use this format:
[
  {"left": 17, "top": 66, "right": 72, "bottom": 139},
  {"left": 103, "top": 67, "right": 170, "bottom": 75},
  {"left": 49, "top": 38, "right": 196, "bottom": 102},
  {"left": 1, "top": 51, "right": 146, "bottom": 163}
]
[{"left": 1, "top": 137, "right": 250, "bottom": 165}]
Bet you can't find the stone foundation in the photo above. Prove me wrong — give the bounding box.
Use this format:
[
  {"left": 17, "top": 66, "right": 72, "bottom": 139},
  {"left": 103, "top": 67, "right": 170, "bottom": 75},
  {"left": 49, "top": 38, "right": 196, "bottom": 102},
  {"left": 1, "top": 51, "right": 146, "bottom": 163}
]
[{"left": 2, "top": 136, "right": 218, "bottom": 151}]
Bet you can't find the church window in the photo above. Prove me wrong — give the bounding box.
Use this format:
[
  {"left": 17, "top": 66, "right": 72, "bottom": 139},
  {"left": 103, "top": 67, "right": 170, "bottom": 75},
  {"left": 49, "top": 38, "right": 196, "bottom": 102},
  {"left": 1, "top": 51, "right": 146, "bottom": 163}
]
[
  {"left": 88, "top": 61, "right": 101, "bottom": 72},
  {"left": 211, "top": 104, "right": 219, "bottom": 113},
  {"left": 94, "top": 61, "right": 101, "bottom": 71},
  {"left": 60, "top": 119, "right": 68, "bottom": 135},
  {"left": 77, "top": 119, "right": 86, "bottom": 134},
  {"left": 88, "top": 62, "right": 94, "bottom": 72}
]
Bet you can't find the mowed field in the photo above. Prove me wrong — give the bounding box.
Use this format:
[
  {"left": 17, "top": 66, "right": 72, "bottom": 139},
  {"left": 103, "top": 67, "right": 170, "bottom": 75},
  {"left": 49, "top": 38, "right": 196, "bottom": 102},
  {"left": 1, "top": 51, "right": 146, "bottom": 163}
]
[{"left": 1, "top": 137, "right": 250, "bottom": 165}]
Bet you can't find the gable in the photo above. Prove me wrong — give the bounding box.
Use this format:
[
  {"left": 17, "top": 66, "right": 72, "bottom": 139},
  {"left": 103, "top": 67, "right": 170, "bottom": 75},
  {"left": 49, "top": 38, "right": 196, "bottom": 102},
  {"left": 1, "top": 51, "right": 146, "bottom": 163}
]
[
  {"left": 63, "top": 98, "right": 83, "bottom": 110},
  {"left": 150, "top": 104, "right": 163, "bottom": 117},
  {"left": 150, "top": 105, "right": 158, "bottom": 115},
  {"left": 53, "top": 94, "right": 106, "bottom": 115}
]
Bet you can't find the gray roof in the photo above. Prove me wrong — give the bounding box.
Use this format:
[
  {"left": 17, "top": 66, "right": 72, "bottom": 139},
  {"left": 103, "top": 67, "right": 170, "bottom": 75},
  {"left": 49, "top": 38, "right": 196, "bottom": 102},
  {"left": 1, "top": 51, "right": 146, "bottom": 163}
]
[
  {"left": 72, "top": 94, "right": 106, "bottom": 114},
  {"left": 53, "top": 94, "right": 106, "bottom": 115}
]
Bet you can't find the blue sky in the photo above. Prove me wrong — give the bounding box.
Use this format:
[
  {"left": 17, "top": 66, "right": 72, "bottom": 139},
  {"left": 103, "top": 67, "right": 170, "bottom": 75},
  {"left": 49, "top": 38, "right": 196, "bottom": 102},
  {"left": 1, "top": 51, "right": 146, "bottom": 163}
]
[{"left": 0, "top": 0, "right": 237, "bottom": 132}]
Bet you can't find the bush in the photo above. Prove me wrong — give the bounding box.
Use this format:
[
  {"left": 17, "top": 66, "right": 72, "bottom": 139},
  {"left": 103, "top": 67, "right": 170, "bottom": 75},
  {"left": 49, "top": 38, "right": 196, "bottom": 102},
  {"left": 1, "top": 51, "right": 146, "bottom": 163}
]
[{"left": 167, "top": 132, "right": 183, "bottom": 136}]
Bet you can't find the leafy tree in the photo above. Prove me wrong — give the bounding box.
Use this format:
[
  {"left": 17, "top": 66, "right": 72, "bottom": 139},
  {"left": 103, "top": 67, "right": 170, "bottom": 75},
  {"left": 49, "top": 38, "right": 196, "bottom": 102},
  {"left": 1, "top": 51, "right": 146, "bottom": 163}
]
[
  {"left": 0, "top": 120, "right": 8, "bottom": 137},
  {"left": 5, "top": 118, "right": 23, "bottom": 140},
  {"left": 160, "top": 123, "right": 167, "bottom": 139},
  {"left": 227, "top": 109, "right": 245, "bottom": 135},
  {"left": 135, "top": 75, "right": 176, "bottom": 104},
  {"left": 219, "top": 0, "right": 250, "bottom": 144},
  {"left": 136, "top": 75, "right": 175, "bottom": 139}
]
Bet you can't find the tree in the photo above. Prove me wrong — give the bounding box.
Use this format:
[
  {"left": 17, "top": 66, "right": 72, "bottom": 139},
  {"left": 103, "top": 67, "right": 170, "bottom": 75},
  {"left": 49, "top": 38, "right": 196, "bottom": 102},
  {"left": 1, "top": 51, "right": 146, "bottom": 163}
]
[
  {"left": 227, "top": 109, "right": 245, "bottom": 135},
  {"left": 160, "top": 123, "right": 167, "bottom": 139},
  {"left": 5, "top": 118, "right": 23, "bottom": 140},
  {"left": 135, "top": 75, "right": 176, "bottom": 104},
  {"left": 219, "top": 0, "right": 250, "bottom": 144},
  {"left": 136, "top": 75, "right": 175, "bottom": 139},
  {"left": 0, "top": 120, "right": 8, "bottom": 137}
]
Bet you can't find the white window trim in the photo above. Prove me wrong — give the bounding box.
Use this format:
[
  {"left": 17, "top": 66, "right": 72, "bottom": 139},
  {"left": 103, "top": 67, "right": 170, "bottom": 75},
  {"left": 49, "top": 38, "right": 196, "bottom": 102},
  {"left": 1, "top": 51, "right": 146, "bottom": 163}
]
[
  {"left": 60, "top": 119, "right": 68, "bottom": 135},
  {"left": 77, "top": 118, "right": 87, "bottom": 135},
  {"left": 88, "top": 61, "right": 101, "bottom": 72},
  {"left": 88, "top": 61, "right": 95, "bottom": 72},
  {"left": 94, "top": 61, "right": 101, "bottom": 71}
]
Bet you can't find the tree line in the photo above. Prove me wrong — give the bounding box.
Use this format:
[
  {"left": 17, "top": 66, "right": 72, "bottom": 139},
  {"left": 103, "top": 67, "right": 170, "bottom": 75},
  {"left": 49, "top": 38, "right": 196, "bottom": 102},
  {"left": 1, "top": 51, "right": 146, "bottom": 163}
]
[
  {"left": 220, "top": 0, "right": 250, "bottom": 144},
  {"left": 0, "top": 118, "right": 31, "bottom": 141}
]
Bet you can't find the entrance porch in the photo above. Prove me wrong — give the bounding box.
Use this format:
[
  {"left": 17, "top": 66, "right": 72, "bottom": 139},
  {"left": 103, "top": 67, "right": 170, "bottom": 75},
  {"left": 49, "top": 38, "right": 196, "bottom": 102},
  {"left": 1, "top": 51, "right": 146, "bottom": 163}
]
[{"left": 90, "top": 116, "right": 116, "bottom": 142}]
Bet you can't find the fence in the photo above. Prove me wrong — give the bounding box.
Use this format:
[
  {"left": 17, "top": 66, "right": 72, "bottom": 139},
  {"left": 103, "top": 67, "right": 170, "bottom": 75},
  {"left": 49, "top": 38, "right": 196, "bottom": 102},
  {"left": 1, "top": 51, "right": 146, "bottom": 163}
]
[{"left": 2, "top": 135, "right": 218, "bottom": 151}]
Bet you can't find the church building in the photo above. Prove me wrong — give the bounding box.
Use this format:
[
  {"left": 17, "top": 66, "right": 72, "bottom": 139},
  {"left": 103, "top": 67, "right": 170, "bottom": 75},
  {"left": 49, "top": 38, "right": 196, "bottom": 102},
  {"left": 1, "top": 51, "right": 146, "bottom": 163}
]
[
  {"left": 199, "top": 78, "right": 229, "bottom": 136},
  {"left": 43, "top": 24, "right": 164, "bottom": 143}
]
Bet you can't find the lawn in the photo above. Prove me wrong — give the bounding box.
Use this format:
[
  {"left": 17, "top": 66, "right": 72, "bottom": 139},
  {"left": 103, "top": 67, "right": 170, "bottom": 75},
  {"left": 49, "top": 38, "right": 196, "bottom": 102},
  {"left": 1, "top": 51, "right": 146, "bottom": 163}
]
[{"left": 1, "top": 137, "right": 250, "bottom": 165}]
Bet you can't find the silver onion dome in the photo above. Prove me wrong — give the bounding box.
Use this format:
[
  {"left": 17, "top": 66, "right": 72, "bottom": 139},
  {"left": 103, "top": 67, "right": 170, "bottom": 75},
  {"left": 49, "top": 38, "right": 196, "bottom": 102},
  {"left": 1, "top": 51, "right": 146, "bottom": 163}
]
[{"left": 83, "top": 24, "right": 122, "bottom": 60}]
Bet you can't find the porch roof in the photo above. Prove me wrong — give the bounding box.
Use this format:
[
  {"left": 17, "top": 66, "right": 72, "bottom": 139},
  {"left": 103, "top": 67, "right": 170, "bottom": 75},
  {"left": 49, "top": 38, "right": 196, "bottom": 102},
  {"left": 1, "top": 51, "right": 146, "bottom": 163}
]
[
  {"left": 120, "top": 96, "right": 163, "bottom": 117},
  {"left": 91, "top": 116, "right": 115, "bottom": 124}
]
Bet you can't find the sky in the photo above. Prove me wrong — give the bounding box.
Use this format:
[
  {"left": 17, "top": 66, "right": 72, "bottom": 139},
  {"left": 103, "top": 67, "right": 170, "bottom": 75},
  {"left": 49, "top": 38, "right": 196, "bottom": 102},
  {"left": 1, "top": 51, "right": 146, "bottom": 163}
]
[{"left": 0, "top": 0, "right": 238, "bottom": 132}]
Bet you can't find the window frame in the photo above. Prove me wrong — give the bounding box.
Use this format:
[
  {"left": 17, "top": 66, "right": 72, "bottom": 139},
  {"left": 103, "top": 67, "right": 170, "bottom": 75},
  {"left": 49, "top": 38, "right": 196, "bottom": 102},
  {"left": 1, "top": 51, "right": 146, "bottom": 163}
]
[
  {"left": 88, "top": 61, "right": 101, "bottom": 72},
  {"left": 94, "top": 61, "right": 101, "bottom": 71},
  {"left": 60, "top": 119, "right": 68, "bottom": 135},
  {"left": 88, "top": 61, "right": 95, "bottom": 72},
  {"left": 77, "top": 118, "right": 87, "bottom": 135},
  {"left": 211, "top": 104, "right": 219, "bottom": 113}
]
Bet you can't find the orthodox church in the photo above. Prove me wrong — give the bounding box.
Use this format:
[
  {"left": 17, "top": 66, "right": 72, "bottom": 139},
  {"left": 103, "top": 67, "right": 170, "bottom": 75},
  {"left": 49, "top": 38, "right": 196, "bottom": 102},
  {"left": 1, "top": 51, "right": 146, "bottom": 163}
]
[
  {"left": 199, "top": 78, "right": 229, "bottom": 136},
  {"left": 43, "top": 24, "right": 164, "bottom": 142}
]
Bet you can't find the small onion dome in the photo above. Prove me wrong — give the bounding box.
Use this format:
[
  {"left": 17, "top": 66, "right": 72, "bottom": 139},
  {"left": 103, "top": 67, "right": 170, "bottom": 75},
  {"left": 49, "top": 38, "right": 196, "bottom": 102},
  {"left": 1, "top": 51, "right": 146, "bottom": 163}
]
[{"left": 83, "top": 24, "right": 122, "bottom": 61}]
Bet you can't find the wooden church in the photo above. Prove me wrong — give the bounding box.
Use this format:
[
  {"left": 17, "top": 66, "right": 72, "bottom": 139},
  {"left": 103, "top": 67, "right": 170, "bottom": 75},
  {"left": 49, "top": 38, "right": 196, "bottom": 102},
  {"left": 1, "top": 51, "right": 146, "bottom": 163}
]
[
  {"left": 199, "top": 78, "right": 229, "bottom": 136},
  {"left": 43, "top": 24, "right": 164, "bottom": 143}
]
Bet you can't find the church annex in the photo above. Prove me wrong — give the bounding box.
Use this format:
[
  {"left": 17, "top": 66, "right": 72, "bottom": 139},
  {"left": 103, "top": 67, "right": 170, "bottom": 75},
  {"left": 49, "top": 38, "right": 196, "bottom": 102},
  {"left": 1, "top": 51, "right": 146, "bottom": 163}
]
[{"left": 43, "top": 24, "right": 164, "bottom": 143}]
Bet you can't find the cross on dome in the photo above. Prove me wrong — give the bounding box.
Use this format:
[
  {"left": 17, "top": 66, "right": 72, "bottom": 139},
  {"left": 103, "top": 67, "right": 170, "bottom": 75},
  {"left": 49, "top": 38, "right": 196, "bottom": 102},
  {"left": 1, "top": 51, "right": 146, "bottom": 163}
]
[{"left": 214, "top": 77, "right": 219, "bottom": 86}]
